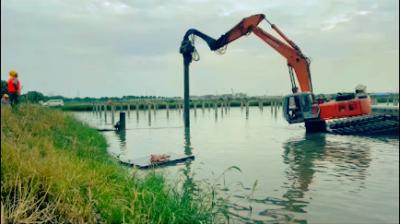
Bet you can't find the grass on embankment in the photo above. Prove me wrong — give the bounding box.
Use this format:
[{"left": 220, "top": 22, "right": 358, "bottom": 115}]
[{"left": 1, "top": 105, "right": 225, "bottom": 223}]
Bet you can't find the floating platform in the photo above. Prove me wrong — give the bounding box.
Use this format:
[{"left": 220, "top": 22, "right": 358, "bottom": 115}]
[
  {"left": 120, "top": 152, "right": 195, "bottom": 169},
  {"left": 97, "top": 128, "right": 116, "bottom": 132}
]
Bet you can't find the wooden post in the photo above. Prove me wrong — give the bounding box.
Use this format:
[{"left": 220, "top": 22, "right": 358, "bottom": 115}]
[
  {"left": 136, "top": 103, "right": 140, "bottom": 124},
  {"left": 220, "top": 101, "right": 224, "bottom": 117},
  {"left": 214, "top": 102, "right": 218, "bottom": 119},
  {"left": 111, "top": 105, "right": 115, "bottom": 125},
  {"left": 127, "top": 103, "right": 130, "bottom": 117},
  {"left": 224, "top": 100, "right": 228, "bottom": 114},
  {"left": 270, "top": 100, "right": 274, "bottom": 113},
  {"left": 99, "top": 104, "right": 103, "bottom": 119},
  {"left": 166, "top": 103, "right": 170, "bottom": 119},
  {"left": 104, "top": 104, "right": 107, "bottom": 123},
  {"left": 245, "top": 101, "right": 249, "bottom": 119},
  {"left": 135, "top": 103, "right": 139, "bottom": 119},
  {"left": 148, "top": 103, "right": 152, "bottom": 126}
]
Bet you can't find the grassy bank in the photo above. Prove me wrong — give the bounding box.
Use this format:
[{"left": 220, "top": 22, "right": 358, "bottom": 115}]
[{"left": 1, "top": 105, "right": 223, "bottom": 223}]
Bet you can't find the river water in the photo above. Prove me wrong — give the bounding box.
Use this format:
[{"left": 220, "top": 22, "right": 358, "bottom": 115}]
[{"left": 74, "top": 106, "right": 399, "bottom": 224}]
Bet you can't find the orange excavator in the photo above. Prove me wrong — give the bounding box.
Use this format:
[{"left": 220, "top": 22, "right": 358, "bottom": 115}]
[{"left": 180, "top": 14, "right": 398, "bottom": 134}]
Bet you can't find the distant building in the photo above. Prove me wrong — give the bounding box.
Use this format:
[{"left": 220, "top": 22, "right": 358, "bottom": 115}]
[
  {"left": 190, "top": 93, "right": 248, "bottom": 100},
  {"left": 234, "top": 93, "right": 247, "bottom": 98},
  {"left": 42, "top": 99, "right": 64, "bottom": 106}
]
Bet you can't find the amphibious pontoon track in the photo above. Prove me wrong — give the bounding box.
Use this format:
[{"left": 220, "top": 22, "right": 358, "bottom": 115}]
[{"left": 326, "top": 114, "right": 399, "bottom": 135}]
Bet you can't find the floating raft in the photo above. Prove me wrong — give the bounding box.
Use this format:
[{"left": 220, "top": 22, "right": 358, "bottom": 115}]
[
  {"left": 97, "top": 128, "right": 116, "bottom": 132},
  {"left": 120, "top": 152, "right": 195, "bottom": 169}
]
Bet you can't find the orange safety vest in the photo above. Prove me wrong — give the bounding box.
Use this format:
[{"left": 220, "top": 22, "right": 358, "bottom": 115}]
[{"left": 7, "top": 78, "right": 21, "bottom": 94}]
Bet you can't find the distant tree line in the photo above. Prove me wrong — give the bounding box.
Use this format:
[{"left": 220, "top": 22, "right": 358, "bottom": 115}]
[
  {"left": 21, "top": 93, "right": 171, "bottom": 104},
  {"left": 1, "top": 80, "right": 173, "bottom": 103}
]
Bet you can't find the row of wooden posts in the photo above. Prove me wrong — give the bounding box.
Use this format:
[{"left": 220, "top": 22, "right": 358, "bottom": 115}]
[
  {"left": 92, "top": 99, "right": 283, "bottom": 113},
  {"left": 92, "top": 96, "right": 398, "bottom": 130},
  {"left": 92, "top": 99, "right": 283, "bottom": 123},
  {"left": 92, "top": 96, "right": 398, "bottom": 114}
]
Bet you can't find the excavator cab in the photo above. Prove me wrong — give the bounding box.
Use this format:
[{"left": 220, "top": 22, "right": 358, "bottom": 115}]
[{"left": 283, "top": 92, "right": 319, "bottom": 124}]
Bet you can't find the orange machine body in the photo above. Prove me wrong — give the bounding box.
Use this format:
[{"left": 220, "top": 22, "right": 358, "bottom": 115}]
[{"left": 319, "top": 98, "right": 371, "bottom": 120}]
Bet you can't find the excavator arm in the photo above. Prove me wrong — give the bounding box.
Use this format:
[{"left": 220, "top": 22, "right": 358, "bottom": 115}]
[{"left": 179, "top": 14, "right": 313, "bottom": 93}]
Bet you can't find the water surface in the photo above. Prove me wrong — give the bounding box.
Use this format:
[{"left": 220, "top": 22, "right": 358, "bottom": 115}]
[{"left": 74, "top": 106, "right": 399, "bottom": 223}]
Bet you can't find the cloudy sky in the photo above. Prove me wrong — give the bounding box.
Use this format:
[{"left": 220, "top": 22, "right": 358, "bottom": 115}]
[{"left": 1, "top": 0, "right": 398, "bottom": 97}]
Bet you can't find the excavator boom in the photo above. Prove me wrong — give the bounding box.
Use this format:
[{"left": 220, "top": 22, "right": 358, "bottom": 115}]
[{"left": 180, "top": 14, "right": 312, "bottom": 93}]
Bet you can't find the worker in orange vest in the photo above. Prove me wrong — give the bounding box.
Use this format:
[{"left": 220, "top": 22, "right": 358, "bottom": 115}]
[{"left": 7, "top": 70, "right": 21, "bottom": 106}]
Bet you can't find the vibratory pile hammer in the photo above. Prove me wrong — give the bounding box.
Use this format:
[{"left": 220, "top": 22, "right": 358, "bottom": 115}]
[{"left": 179, "top": 14, "right": 398, "bottom": 135}]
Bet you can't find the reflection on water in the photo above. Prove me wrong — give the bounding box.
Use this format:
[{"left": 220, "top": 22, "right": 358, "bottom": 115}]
[
  {"left": 251, "top": 133, "right": 372, "bottom": 223},
  {"left": 114, "top": 130, "right": 126, "bottom": 148},
  {"left": 282, "top": 134, "right": 326, "bottom": 212},
  {"left": 166, "top": 108, "right": 170, "bottom": 120},
  {"left": 228, "top": 133, "right": 375, "bottom": 223},
  {"left": 232, "top": 134, "right": 371, "bottom": 223},
  {"left": 181, "top": 127, "right": 196, "bottom": 201}
]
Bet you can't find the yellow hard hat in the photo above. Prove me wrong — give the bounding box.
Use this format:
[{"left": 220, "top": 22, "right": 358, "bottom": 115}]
[
  {"left": 9, "top": 69, "right": 18, "bottom": 77},
  {"left": 3, "top": 94, "right": 9, "bottom": 98}
]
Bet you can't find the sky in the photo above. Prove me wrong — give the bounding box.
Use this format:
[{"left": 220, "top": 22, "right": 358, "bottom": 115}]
[{"left": 1, "top": 0, "right": 399, "bottom": 98}]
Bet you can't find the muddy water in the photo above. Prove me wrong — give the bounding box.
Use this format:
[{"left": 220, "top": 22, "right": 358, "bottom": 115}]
[{"left": 74, "top": 106, "right": 399, "bottom": 224}]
